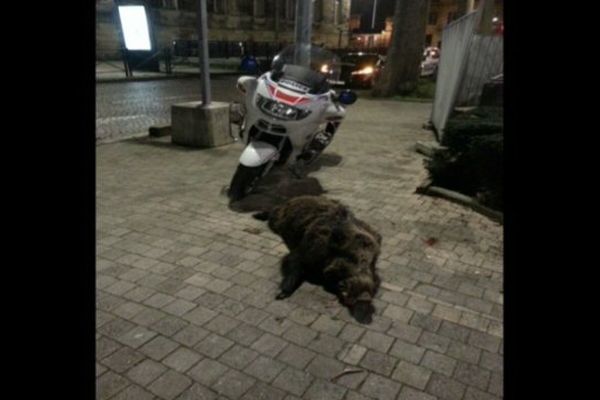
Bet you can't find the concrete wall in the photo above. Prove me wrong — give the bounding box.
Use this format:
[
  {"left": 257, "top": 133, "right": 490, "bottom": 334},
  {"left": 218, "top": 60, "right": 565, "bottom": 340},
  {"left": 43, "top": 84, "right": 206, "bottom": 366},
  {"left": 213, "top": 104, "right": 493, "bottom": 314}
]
[{"left": 96, "top": 0, "right": 352, "bottom": 60}]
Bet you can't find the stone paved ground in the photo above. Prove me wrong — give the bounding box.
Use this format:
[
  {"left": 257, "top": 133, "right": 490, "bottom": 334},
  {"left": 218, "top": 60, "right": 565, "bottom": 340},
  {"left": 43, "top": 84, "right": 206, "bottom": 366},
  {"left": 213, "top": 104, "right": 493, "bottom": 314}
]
[
  {"left": 96, "top": 97, "right": 503, "bottom": 400},
  {"left": 96, "top": 76, "right": 240, "bottom": 143}
]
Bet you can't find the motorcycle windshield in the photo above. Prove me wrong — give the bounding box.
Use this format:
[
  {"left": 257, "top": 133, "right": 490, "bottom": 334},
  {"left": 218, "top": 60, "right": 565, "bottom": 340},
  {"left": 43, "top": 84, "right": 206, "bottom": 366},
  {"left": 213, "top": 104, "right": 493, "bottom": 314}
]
[{"left": 271, "top": 44, "right": 341, "bottom": 94}]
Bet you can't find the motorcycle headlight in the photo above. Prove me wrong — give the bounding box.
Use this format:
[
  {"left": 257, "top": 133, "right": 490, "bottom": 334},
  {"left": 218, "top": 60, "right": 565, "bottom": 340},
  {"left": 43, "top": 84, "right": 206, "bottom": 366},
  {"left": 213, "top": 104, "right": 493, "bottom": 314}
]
[
  {"left": 351, "top": 66, "right": 374, "bottom": 75},
  {"left": 256, "top": 95, "right": 311, "bottom": 121}
]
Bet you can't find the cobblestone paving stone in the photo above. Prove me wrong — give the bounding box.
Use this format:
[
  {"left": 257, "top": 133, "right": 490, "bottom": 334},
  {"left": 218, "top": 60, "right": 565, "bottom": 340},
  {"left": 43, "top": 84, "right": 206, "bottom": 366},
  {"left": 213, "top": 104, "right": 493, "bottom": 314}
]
[{"left": 97, "top": 94, "right": 503, "bottom": 399}]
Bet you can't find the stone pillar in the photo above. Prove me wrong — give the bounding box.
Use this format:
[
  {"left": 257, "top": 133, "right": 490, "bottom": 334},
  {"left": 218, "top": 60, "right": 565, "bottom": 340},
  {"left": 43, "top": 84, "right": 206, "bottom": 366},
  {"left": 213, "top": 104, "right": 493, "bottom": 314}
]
[{"left": 171, "top": 102, "right": 233, "bottom": 148}]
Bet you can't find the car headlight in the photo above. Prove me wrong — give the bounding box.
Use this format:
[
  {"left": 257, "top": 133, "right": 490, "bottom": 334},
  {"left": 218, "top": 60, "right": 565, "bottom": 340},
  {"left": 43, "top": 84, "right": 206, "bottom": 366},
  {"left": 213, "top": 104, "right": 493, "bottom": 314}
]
[
  {"left": 256, "top": 95, "right": 311, "bottom": 121},
  {"left": 351, "top": 66, "right": 374, "bottom": 75}
]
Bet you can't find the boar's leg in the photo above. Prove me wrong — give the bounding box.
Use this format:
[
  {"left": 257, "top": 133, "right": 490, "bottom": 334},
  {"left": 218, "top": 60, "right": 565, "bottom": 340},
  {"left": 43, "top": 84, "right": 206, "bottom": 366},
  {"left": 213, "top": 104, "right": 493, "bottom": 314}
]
[{"left": 276, "top": 251, "right": 305, "bottom": 299}]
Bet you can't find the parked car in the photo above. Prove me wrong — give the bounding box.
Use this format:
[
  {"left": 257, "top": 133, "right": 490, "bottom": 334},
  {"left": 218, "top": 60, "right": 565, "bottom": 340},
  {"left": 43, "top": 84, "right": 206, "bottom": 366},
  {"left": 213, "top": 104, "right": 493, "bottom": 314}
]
[
  {"left": 420, "top": 46, "right": 440, "bottom": 78},
  {"left": 338, "top": 52, "right": 385, "bottom": 88}
]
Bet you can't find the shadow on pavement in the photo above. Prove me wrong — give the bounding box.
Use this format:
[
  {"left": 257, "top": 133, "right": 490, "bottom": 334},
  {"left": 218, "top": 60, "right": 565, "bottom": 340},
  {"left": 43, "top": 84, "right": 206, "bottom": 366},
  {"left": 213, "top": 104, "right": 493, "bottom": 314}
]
[
  {"left": 228, "top": 152, "right": 343, "bottom": 213},
  {"left": 125, "top": 136, "right": 201, "bottom": 151}
]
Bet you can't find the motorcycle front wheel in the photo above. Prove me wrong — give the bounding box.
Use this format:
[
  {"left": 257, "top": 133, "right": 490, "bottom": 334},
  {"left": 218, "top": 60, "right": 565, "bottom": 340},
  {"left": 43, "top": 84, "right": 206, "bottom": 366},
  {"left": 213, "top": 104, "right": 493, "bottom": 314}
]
[{"left": 227, "top": 163, "right": 268, "bottom": 202}]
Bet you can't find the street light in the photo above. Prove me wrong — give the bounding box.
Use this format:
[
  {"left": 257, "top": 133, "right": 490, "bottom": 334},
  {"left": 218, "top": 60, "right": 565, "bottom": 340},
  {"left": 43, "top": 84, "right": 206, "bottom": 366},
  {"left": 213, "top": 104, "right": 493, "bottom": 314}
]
[{"left": 371, "top": 0, "right": 378, "bottom": 30}]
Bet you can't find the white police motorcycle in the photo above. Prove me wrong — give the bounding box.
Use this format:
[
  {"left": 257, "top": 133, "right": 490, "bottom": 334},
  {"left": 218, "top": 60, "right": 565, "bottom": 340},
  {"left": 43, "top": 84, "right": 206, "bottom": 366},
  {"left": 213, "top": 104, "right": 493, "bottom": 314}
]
[{"left": 227, "top": 44, "right": 357, "bottom": 202}]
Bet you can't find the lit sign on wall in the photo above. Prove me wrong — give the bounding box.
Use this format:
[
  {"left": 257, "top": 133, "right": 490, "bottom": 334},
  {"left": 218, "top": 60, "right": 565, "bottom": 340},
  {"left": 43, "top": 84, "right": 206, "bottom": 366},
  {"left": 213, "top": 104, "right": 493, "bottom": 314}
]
[{"left": 118, "top": 5, "right": 152, "bottom": 51}]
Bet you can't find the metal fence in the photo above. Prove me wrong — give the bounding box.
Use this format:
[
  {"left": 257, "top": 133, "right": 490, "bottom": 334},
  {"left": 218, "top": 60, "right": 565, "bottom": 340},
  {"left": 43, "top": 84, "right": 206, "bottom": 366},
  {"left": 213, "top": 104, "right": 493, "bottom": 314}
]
[
  {"left": 430, "top": 6, "right": 503, "bottom": 141},
  {"left": 456, "top": 34, "right": 503, "bottom": 106},
  {"left": 430, "top": 12, "right": 478, "bottom": 141},
  {"left": 172, "top": 40, "right": 288, "bottom": 59}
]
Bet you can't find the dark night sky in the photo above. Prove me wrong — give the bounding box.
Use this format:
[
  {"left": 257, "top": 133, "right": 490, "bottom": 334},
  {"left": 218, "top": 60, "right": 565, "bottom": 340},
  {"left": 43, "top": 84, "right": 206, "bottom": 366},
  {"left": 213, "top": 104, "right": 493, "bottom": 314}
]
[{"left": 350, "top": 0, "right": 396, "bottom": 33}]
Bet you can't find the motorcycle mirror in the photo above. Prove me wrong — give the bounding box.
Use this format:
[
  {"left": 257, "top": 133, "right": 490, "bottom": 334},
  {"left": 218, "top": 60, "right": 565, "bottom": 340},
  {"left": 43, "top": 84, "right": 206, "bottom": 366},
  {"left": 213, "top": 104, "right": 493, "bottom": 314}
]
[{"left": 337, "top": 90, "right": 357, "bottom": 105}]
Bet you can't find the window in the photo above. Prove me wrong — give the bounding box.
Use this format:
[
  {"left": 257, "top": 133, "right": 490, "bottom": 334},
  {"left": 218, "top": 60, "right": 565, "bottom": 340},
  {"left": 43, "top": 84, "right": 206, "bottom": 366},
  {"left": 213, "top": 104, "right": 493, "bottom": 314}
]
[
  {"left": 179, "top": 0, "right": 195, "bottom": 12},
  {"left": 238, "top": 0, "right": 253, "bottom": 15},
  {"left": 161, "top": 0, "right": 177, "bottom": 9},
  {"left": 215, "top": 0, "right": 226, "bottom": 14},
  {"left": 147, "top": 0, "right": 162, "bottom": 8},
  {"left": 287, "top": 0, "right": 296, "bottom": 21},
  {"left": 265, "top": 0, "right": 276, "bottom": 15},
  {"left": 277, "top": 1, "right": 287, "bottom": 19},
  {"left": 428, "top": 12, "right": 437, "bottom": 25},
  {"left": 190, "top": 0, "right": 224, "bottom": 13},
  {"left": 314, "top": 0, "right": 323, "bottom": 22}
]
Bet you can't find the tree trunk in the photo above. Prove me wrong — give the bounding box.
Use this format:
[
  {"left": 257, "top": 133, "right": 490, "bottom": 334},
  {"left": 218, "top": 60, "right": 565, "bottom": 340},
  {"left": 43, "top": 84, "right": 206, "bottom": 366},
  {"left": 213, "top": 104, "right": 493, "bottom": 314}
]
[
  {"left": 477, "top": 0, "right": 496, "bottom": 35},
  {"left": 372, "top": 0, "right": 430, "bottom": 97},
  {"left": 455, "top": 0, "right": 469, "bottom": 19}
]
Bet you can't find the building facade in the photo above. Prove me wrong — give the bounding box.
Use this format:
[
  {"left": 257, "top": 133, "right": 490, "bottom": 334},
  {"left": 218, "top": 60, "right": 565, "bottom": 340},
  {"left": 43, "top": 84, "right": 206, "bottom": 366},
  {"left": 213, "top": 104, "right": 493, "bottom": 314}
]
[
  {"left": 96, "top": 0, "right": 352, "bottom": 60},
  {"left": 348, "top": 0, "right": 503, "bottom": 51},
  {"left": 425, "top": 0, "right": 503, "bottom": 48}
]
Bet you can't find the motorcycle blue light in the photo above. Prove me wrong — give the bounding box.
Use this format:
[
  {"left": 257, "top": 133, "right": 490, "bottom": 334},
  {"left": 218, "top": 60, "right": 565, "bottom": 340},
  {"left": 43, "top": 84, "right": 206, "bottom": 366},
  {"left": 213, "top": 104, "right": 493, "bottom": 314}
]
[{"left": 338, "top": 90, "right": 357, "bottom": 105}]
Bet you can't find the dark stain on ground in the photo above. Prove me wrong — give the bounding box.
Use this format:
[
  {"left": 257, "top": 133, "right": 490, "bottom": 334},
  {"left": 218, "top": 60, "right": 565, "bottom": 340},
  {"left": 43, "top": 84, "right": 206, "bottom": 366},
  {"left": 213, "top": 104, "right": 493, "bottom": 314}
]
[{"left": 242, "top": 227, "right": 263, "bottom": 235}]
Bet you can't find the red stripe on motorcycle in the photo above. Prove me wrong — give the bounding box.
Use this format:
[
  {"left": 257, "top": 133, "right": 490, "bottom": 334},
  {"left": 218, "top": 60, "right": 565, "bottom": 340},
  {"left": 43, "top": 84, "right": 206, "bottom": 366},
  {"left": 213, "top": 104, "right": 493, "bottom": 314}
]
[{"left": 275, "top": 90, "right": 300, "bottom": 105}]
